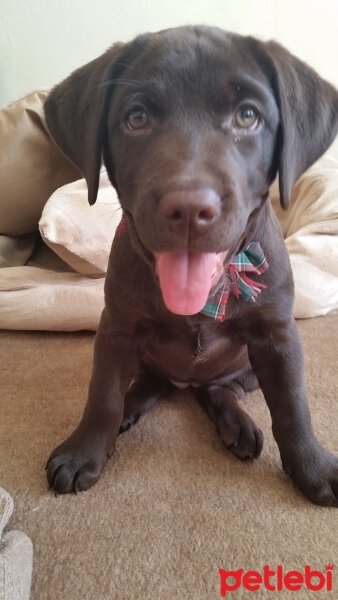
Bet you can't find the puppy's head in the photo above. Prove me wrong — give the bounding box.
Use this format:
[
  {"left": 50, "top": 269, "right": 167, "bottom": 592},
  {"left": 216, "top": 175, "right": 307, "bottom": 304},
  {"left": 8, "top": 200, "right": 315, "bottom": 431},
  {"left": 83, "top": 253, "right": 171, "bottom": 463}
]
[{"left": 45, "top": 26, "right": 338, "bottom": 315}]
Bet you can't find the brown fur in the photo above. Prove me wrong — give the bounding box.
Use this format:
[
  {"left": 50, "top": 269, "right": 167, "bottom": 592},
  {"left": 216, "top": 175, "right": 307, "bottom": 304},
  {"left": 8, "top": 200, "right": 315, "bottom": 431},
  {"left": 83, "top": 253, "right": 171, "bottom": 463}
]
[{"left": 44, "top": 26, "right": 338, "bottom": 505}]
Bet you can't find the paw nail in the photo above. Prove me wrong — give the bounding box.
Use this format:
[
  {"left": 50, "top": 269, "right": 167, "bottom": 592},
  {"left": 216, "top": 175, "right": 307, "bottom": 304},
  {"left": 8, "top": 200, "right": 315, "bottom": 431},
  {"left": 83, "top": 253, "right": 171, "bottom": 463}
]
[{"left": 228, "top": 442, "right": 238, "bottom": 449}]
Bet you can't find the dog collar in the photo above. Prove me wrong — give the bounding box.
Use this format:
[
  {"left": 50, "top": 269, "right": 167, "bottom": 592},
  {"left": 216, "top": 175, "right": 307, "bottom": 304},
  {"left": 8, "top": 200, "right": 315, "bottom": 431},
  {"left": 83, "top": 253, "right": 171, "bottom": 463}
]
[{"left": 201, "top": 242, "right": 268, "bottom": 322}]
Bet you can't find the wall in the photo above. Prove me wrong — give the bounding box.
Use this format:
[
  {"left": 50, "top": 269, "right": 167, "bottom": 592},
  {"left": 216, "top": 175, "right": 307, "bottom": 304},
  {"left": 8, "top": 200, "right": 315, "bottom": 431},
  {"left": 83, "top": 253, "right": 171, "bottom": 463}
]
[{"left": 1, "top": 0, "right": 338, "bottom": 157}]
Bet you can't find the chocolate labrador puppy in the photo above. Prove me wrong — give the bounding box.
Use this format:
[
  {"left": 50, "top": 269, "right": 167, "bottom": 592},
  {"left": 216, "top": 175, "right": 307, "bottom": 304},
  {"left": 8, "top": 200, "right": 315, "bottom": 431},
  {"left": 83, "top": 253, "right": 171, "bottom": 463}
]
[{"left": 44, "top": 26, "right": 338, "bottom": 505}]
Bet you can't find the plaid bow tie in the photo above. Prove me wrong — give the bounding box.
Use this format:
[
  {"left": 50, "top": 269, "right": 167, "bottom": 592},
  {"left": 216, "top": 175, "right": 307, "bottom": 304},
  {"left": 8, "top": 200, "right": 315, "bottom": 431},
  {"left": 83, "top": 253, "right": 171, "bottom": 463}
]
[{"left": 201, "top": 242, "right": 268, "bottom": 322}]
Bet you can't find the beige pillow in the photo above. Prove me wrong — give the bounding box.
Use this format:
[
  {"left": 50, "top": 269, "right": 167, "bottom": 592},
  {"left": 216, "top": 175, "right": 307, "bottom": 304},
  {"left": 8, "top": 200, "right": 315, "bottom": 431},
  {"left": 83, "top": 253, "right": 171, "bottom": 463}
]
[
  {"left": 271, "top": 156, "right": 338, "bottom": 318},
  {"left": 0, "top": 266, "right": 104, "bottom": 330},
  {"left": 39, "top": 171, "right": 122, "bottom": 276},
  {"left": 0, "top": 91, "right": 81, "bottom": 236}
]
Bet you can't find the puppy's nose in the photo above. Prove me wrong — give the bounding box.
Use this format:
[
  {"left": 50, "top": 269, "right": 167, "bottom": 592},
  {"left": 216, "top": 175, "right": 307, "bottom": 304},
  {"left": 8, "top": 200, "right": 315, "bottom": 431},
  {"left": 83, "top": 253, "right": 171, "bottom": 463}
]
[{"left": 160, "top": 189, "right": 221, "bottom": 236}]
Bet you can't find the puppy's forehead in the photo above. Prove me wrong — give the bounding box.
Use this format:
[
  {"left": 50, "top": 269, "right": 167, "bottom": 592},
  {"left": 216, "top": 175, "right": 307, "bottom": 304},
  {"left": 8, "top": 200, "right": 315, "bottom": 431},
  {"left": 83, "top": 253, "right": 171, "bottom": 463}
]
[
  {"left": 131, "top": 27, "right": 264, "bottom": 81},
  {"left": 118, "top": 27, "right": 271, "bottom": 104}
]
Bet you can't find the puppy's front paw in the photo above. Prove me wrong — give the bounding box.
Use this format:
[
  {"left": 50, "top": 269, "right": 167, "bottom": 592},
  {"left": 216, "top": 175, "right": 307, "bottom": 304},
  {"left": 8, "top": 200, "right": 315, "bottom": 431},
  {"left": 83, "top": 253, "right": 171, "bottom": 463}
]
[
  {"left": 119, "top": 412, "right": 141, "bottom": 434},
  {"left": 217, "top": 409, "right": 264, "bottom": 460},
  {"left": 283, "top": 446, "right": 338, "bottom": 507},
  {"left": 46, "top": 432, "right": 110, "bottom": 495}
]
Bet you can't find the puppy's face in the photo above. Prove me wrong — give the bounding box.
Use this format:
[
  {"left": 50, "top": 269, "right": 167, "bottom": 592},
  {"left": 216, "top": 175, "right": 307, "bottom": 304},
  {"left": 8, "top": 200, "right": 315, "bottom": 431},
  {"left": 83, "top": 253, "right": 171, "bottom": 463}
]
[
  {"left": 106, "top": 29, "right": 280, "bottom": 258},
  {"left": 102, "top": 29, "right": 281, "bottom": 314}
]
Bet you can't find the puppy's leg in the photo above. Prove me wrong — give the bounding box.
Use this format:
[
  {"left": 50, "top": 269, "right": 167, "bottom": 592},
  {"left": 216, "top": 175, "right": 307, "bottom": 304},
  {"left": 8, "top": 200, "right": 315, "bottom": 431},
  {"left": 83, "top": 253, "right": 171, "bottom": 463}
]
[
  {"left": 46, "top": 309, "right": 139, "bottom": 494},
  {"left": 193, "top": 371, "right": 263, "bottom": 460},
  {"left": 119, "top": 364, "right": 173, "bottom": 433},
  {"left": 248, "top": 319, "right": 338, "bottom": 507}
]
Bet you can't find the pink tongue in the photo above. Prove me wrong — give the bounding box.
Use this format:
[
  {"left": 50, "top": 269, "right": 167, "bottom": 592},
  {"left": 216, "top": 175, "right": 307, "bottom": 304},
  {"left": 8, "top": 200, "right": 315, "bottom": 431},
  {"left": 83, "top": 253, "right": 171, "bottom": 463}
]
[{"left": 156, "top": 251, "right": 218, "bottom": 315}]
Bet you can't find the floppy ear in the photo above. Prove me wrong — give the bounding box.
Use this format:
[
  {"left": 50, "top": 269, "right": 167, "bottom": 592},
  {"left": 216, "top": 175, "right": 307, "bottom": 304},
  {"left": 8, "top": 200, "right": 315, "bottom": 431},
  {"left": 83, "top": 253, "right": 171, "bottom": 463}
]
[
  {"left": 263, "top": 41, "right": 338, "bottom": 209},
  {"left": 44, "top": 36, "right": 150, "bottom": 205}
]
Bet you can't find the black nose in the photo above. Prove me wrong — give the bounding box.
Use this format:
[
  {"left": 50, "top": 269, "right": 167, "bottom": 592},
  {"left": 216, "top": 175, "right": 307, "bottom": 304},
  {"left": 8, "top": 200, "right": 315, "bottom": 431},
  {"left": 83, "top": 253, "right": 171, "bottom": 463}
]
[{"left": 160, "top": 189, "right": 221, "bottom": 237}]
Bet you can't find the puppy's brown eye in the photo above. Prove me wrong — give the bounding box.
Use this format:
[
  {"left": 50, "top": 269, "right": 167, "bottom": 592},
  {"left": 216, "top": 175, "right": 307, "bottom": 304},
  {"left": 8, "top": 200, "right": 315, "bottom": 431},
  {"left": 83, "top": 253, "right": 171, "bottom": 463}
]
[
  {"left": 126, "top": 108, "right": 149, "bottom": 130},
  {"left": 235, "top": 106, "right": 259, "bottom": 129}
]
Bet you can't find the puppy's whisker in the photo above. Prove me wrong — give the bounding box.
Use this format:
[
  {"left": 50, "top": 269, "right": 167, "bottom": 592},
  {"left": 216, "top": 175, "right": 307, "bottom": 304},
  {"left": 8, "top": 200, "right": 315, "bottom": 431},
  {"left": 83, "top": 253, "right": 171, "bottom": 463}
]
[
  {"left": 95, "top": 79, "right": 141, "bottom": 90},
  {"left": 122, "top": 175, "right": 157, "bottom": 191}
]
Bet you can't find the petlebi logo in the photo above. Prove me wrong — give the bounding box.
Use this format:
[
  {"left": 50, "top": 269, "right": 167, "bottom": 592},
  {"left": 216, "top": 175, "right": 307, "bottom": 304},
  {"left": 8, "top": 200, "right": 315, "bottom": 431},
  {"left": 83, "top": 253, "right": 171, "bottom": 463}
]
[{"left": 218, "top": 564, "right": 334, "bottom": 596}]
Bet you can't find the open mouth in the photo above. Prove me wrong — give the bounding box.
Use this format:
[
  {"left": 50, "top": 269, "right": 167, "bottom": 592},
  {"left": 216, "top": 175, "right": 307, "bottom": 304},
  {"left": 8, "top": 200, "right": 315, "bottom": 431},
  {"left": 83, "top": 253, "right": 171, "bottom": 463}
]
[{"left": 155, "top": 250, "right": 228, "bottom": 316}]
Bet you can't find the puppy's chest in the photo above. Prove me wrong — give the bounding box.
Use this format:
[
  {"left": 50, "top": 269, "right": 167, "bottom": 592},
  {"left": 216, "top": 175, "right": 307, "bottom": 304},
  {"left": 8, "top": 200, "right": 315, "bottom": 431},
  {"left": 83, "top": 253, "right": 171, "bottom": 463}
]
[{"left": 142, "top": 318, "right": 245, "bottom": 382}]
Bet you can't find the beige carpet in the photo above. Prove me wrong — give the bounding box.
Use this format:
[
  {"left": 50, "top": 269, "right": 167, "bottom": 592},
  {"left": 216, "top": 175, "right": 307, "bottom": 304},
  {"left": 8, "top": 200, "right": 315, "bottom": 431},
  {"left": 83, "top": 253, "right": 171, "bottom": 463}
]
[{"left": 0, "top": 314, "right": 337, "bottom": 600}]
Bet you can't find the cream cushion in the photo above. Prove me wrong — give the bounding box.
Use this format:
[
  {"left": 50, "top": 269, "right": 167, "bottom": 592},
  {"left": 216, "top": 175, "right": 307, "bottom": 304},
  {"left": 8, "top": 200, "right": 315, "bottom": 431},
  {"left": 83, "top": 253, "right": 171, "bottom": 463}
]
[
  {"left": 39, "top": 174, "right": 122, "bottom": 276},
  {"left": 0, "top": 91, "right": 80, "bottom": 236},
  {"left": 271, "top": 156, "right": 338, "bottom": 318}
]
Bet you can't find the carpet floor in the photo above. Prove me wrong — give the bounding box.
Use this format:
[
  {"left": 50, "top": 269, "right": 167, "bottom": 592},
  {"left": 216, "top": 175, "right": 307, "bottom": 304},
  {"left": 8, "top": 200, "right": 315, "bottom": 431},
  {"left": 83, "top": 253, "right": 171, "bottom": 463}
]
[{"left": 0, "top": 314, "right": 337, "bottom": 599}]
